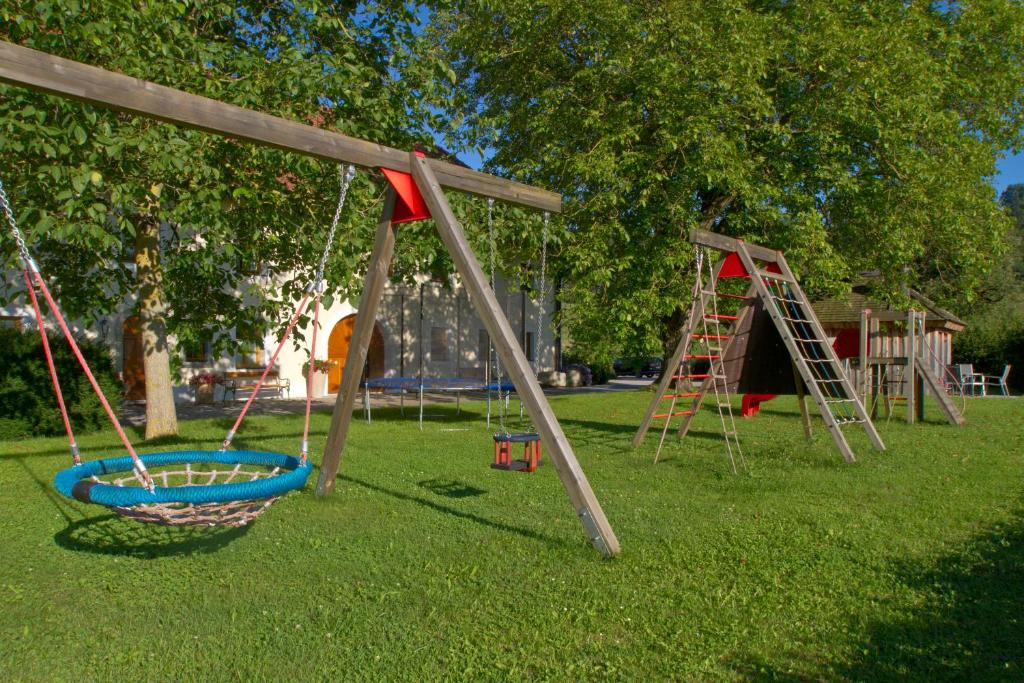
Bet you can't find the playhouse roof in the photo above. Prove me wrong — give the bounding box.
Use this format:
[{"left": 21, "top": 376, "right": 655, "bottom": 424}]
[{"left": 811, "top": 284, "right": 966, "bottom": 332}]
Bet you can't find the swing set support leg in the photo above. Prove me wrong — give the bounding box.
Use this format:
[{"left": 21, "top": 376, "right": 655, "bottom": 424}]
[
  {"left": 317, "top": 155, "right": 620, "bottom": 558},
  {"left": 316, "top": 189, "right": 398, "bottom": 496},
  {"left": 409, "top": 153, "right": 620, "bottom": 557}
]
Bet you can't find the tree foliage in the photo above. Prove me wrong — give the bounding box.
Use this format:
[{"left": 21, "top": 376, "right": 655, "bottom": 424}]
[
  {"left": 0, "top": 2, "right": 436, "bottom": 348},
  {"left": 420, "top": 0, "right": 1024, "bottom": 362},
  {"left": 955, "top": 183, "right": 1024, "bottom": 389}
]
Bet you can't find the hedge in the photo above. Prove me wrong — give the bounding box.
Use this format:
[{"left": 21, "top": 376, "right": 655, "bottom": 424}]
[{"left": 0, "top": 325, "right": 123, "bottom": 440}]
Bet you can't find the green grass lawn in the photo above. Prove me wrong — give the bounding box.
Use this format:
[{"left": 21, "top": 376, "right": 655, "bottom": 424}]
[{"left": 1, "top": 389, "right": 1021, "bottom": 681}]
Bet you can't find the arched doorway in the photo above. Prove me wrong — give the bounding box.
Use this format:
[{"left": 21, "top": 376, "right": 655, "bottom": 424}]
[
  {"left": 122, "top": 316, "right": 145, "bottom": 400},
  {"left": 327, "top": 315, "right": 385, "bottom": 393}
]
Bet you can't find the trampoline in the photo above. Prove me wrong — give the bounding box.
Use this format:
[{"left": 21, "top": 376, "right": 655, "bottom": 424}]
[{"left": 362, "top": 376, "right": 519, "bottom": 429}]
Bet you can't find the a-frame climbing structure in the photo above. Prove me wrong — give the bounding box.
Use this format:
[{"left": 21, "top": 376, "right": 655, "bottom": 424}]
[
  {"left": 634, "top": 242, "right": 747, "bottom": 470},
  {"left": 634, "top": 230, "right": 886, "bottom": 464}
]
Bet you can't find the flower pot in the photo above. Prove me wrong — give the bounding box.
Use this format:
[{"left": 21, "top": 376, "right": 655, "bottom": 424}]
[
  {"left": 196, "top": 383, "right": 215, "bottom": 405},
  {"left": 310, "top": 370, "right": 329, "bottom": 398}
]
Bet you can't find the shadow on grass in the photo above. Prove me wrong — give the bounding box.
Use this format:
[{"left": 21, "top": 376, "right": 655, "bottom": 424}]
[
  {"left": 417, "top": 478, "right": 487, "bottom": 498},
  {"left": 734, "top": 511, "right": 1024, "bottom": 681},
  {"left": 54, "top": 514, "right": 252, "bottom": 558},
  {"left": 359, "top": 404, "right": 493, "bottom": 427},
  {"left": 0, "top": 430, "right": 331, "bottom": 461},
  {"left": 9, "top": 455, "right": 254, "bottom": 558},
  {"left": 558, "top": 418, "right": 637, "bottom": 437},
  {"left": 339, "top": 474, "right": 565, "bottom": 549}
]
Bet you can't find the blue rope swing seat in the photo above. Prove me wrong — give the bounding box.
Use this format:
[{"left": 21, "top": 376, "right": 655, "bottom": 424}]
[
  {"left": 1, "top": 166, "right": 358, "bottom": 529},
  {"left": 54, "top": 450, "right": 312, "bottom": 527}
]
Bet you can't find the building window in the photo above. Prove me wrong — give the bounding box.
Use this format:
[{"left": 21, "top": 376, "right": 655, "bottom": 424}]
[
  {"left": 0, "top": 315, "right": 22, "bottom": 330},
  {"left": 478, "top": 329, "right": 489, "bottom": 365},
  {"left": 430, "top": 327, "right": 450, "bottom": 362},
  {"left": 238, "top": 342, "right": 265, "bottom": 369},
  {"left": 525, "top": 331, "right": 535, "bottom": 362},
  {"left": 182, "top": 340, "right": 210, "bottom": 363}
]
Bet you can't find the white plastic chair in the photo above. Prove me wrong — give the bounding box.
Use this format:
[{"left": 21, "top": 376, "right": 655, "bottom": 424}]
[{"left": 982, "top": 365, "right": 1011, "bottom": 396}]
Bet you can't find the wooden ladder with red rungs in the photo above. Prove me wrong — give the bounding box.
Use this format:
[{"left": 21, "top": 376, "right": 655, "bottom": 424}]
[{"left": 633, "top": 247, "right": 750, "bottom": 471}]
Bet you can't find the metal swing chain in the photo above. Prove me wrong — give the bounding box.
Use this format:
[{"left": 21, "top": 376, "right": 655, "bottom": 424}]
[
  {"left": 0, "top": 177, "right": 153, "bottom": 488},
  {"left": 487, "top": 197, "right": 508, "bottom": 434},
  {"left": 534, "top": 212, "right": 549, "bottom": 375},
  {"left": 298, "top": 164, "right": 357, "bottom": 462},
  {"left": 222, "top": 165, "right": 357, "bottom": 457},
  {"left": 0, "top": 179, "right": 38, "bottom": 272},
  {"left": 310, "top": 164, "right": 356, "bottom": 293}
]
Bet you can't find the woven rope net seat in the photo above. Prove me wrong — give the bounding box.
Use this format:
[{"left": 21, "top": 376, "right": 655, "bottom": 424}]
[{"left": 54, "top": 450, "right": 312, "bottom": 527}]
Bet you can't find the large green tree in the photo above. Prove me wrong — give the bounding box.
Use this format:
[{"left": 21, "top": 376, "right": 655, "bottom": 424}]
[
  {"left": 0, "top": 2, "right": 434, "bottom": 437},
  {"left": 1001, "top": 183, "right": 1024, "bottom": 281},
  {"left": 956, "top": 183, "right": 1024, "bottom": 387},
  {"left": 420, "top": 0, "right": 1024, "bottom": 363}
]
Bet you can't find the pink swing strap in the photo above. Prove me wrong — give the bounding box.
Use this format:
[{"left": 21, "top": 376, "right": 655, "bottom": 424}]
[
  {"left": 300, "top": 294, "right": 323, "bottom": 461},
  {"left": 22, "top": 271, "right": 79, "bottom": 463},
  {"left": 219, "top": 293, "right": 311, "bottom": 454},
  {"left": 2, "top": 178, "right": 151, "bottom": 487},
  {"left": 219, "top": 165, "right": 357, "bottom": 460},
  {"left": 28, "top": 269, "right": 153, "bottom": 489}
]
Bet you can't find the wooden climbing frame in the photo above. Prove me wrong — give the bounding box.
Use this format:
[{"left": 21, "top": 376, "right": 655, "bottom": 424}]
[{"left": 0, "top": 41, "right": 620, "bottom": 557}]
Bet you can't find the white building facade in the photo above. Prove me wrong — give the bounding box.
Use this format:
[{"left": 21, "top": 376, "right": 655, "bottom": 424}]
[{"left": 2, "top": 270, "right": 558, "bottom": 403}]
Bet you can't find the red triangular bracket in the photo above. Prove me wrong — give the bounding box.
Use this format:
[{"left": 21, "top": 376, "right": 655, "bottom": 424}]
[
  {"left": 718, "top": 252, "right": 749, "bottom": 278},
  {"left": 717, "top": 251, "right": 783, "bottom": 278},
  {"left": 380, "top": 151, "right": 432, "bottom": 224}
]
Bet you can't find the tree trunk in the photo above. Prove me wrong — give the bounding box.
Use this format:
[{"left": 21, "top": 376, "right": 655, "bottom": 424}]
[{"left": 134, "top": 216, "right": 178, "bottom": 439}]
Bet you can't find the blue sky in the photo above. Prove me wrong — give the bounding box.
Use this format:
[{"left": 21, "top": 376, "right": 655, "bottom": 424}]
[{"left": 995, "top": 150, "right": 1024, "bottom": 195}]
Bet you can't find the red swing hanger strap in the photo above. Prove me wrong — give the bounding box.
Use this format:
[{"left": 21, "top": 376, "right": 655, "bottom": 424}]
[
  {"left": 219, "top": 164, "right": 358, "bottom": 461},
  {"left": 300, "top": 164, "right": 356, "bottom": 461},
  {"left": 0, "top": 177, "right": 153, "bottom": 490}
]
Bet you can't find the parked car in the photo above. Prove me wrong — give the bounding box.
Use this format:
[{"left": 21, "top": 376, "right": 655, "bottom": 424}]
[
  {"left": 613, "top": 357, "right": 663, "bottom": 377},
  {"left": 637, "top": 357, "right": 662, "bottom": 378}
]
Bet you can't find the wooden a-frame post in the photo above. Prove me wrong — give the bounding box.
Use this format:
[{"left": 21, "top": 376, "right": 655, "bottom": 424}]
[
  {"left": 0, "top": 42, "right": 620, "bottom": 556},
  {"left": 315, "top": 188, "right": 397, "bottom": 496},
  {"left": 317, "top": 153, "right": 620, "bottom": 557}
]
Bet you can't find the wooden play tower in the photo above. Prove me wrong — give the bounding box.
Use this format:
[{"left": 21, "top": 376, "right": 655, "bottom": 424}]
[{"left": 858, "top": 308, "right": 965, "bottom": 426}]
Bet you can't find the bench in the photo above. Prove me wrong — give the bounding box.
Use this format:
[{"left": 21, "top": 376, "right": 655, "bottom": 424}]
[{"left": 222, "top": 370, "right": 291, "bottom": 402}]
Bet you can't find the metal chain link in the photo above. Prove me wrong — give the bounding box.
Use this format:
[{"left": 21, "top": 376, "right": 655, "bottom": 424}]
[
  {"left": 0, "top": 177, "right": 38, "bottom": 271},
  {"left": 486, "top": 197, "right": 507, "bottom": 432},
  {"left": 487, "top": 197, "right": 497, "bottom": 292},
  {"left": 310, "top": 164, "right": 356, "bottom": 292},
  {"left": 535, "top": 211, "right": 549, "bottom": 370}
]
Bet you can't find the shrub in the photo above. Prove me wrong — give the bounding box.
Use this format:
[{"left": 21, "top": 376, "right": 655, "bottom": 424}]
[
  {"left": 590, "top": 362, "right": 615, "bottom": 385},
  {"left": 955, "top": 298, "right": 1024, "bottom": 392},
  {"left": 0, "top": 325, "right": 122, "bottom": 440},
  {"left": 564, "top": 362, "right": 593, "bottom": 387},
  {"left": 563, "top": 350, "right": 616, "bottom": 386}
]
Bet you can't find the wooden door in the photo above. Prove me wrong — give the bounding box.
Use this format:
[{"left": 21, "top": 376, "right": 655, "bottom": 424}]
[
  {"left": 327, "top": 315, "right": 357, "bottom": 393},
  {"left": 367, "top": 324, "right": 385, "bottom": 380},
  {"left": 122, "top": 316, "right": 145, "bottom": 400}
]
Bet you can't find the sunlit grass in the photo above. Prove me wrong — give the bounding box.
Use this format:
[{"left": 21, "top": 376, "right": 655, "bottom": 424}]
[{"left": 0, "top": 391, "right": 1021, "bottom": 680}]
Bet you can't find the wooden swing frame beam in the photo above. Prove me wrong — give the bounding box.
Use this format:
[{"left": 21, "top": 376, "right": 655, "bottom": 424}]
[{"left": 0, "top": 41, "right": 621, "bottom": 557}]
